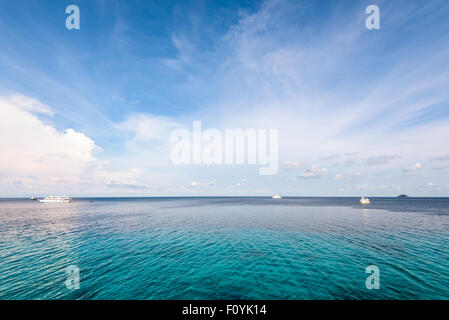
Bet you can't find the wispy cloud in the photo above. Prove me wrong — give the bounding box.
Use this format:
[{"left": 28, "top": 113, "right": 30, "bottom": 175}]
[
  {"left": 118, "top": 113, "right": 181, "bottom": 143},
  {"left": 282, "top": 161, "right": 302, "bottom": 170},
  {"left": 432, "top": 163, "right": 449, "bottom": 170},
  {"left": 299, "top": 165, "right": 328, "bottom": 179},
  {"left": 435, "top": 154, "right": 449, "bottom": 161},
  {"left": 1, "top": 94, "right": 54, "bottom": 115},
  {"left": 428, "top": 181, "right": 449, "bottom": 189},
  {"left": 1, "top": 0, "right": 449, "bottom": 196},
  {"left": 404, "top": 162, "right": 423, "bottom": 172},
  {"left": 190, "top": 181, "right": 216, "bottom": 187},
  {"left": 366, "top": 155, "right": 401, "bottom": 166}
]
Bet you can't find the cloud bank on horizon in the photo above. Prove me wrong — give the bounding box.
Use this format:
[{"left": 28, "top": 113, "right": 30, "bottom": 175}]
[{"left": 1, "top": 0, "right": 449, "bottom": 196}]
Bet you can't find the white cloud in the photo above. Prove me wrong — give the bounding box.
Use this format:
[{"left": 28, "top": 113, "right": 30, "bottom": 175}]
[
  {"left": 427, "top": 181, "right": 449, "bottom": 188},
  {"left": 404, "top": 162, "right": 423, "bottom": 172},
  {"left": 282, "top": 161, "right": 302, "bottom": 170},
  {"left": 190, "top": 181, "right": 215, "bottom": 187},
  {"left": 355, "top": 184, "right": 400, "bottom": 192},
  {"left": 235, "top": 178, "right": 247, "bottom": 187},
  {"left": 0, "top": 94, "right": 155, "bottom": 195},
  {"left": 3, "top": 1, "right": 449, "bottom": 196},
  {"left": 323, "top": 154, "right": 340, "bottom": 160},
  {"left": 199, "top": 0, "right": 449, "bottom": 195},
  {"left": 435, "top": 153, "right": 449, "bottom": 161},
  {"left": 0, "top": 94, "right": 54, "bottom": 115},
  {"left": 366, "top": 155, "right": 400, "bottom": 166},
  {"left": 0, "top": 95, "right": 100, "bottom": 182},
  {"left": 432, "top": 163, "right": 449, "bottom": 170},
  {"left": 101, "top": 168, "right": 146, "bottom": 189},
  {"left": 299, "top": 165, "right": 328, "bottom": 178},
  {"left": 118, "top": 113, "right": 180, "bottom": 142},
  {"left": 334, "top": 174, "right": 343, "bottom": 180}
]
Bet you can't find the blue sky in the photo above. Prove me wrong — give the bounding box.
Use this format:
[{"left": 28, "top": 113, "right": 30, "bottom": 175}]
[{"left": 1, "top": 0, "right": 449, "bottom": 196}]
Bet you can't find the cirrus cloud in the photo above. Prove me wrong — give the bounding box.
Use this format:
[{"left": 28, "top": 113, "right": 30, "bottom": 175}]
[{"left": 1, "top": 94, "right": 54, "bottom": 115}]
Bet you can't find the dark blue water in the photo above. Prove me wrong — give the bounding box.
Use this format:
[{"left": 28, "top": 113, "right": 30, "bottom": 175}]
[{"left": 0, "top": 197, "right": 448, "bottom": 299}]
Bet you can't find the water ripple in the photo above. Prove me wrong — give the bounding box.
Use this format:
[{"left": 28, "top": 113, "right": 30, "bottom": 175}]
[{"left": 0, "top": 197, "right": 448, "bottom": 299}]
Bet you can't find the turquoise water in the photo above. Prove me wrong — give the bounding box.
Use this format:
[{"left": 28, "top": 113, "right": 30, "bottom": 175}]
[{"left": 0, "top": 197, "right": 448, "bottom": 299}]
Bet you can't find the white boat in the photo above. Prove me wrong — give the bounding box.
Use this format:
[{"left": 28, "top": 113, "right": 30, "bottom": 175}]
[
  {"left": 30, "top": 196, "right": 36, "bottom": 200},
  {"left": 272, "top": 194, "right": 282, "bottom": 199},
  {"left": 360, "top": 196, "right": 370, "bottom": 205},
  {"left": 38, "top": 196, "right": 72, "bottom": 203}
]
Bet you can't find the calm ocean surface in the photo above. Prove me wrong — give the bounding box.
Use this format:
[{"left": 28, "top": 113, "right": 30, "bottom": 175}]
[{"left": 0, "top": 197, "right": 448, "bottom": 300}]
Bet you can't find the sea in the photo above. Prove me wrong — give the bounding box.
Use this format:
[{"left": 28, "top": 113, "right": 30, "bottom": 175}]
[{"left": 0, "top": 197, "right": 448, "bottom": 300}]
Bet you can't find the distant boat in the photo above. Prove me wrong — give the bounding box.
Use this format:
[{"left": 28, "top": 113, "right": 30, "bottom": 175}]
[
  {"left": 30, "top": 196, "right": 36, "bottom": 200},
  {"left": 38, "top": 196, "right": 72, "bottom": 203},
  {"left": 397, "top": 194, "right": 409, "bottom": 198},
  {"left": 272, "top": 194, "right": 282, "bottom": 199},
  {"left": 360, "top": 196, "right": 370, "bottom": 205}
]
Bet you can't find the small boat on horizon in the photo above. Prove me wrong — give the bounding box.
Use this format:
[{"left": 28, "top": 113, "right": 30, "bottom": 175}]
[
  {"left": 360, "top": 196, "right": 370, "bottom": 205},
  {"left": 272, "top": 194, "right": 282, "bottom": 199},
  {"left": 38, "top": 196, "right": 72, "bottom": 203},
  {"left": 30, "top": 196, "right": 36, "bottom": 200}
]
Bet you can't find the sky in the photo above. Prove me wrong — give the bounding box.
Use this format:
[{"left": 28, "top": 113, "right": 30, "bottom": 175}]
[{"left": 1, "top": 0, "right": 449, "bottom": 197}]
